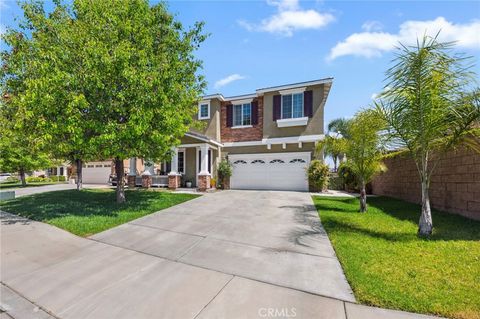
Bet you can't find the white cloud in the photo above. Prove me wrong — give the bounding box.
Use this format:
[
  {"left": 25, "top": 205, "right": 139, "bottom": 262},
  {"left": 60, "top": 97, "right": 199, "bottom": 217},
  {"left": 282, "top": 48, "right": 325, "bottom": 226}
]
[
  {"left": 238, "top": 0, "right": 335, "bottom": 37},
  {"left": 214, "top": 74, "right": 246, "bottom": 89},
  {"left": 328, "top": 17, "right": 480, "bottom": 61},
  {"left": 362, "top": 20, "right": 383, "bottom": 32}
]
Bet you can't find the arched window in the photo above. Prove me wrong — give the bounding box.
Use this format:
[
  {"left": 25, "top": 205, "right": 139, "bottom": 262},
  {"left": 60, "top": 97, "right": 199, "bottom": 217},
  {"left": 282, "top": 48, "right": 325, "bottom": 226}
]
[
  {"left": 270, "top": 159, "right": 285, "bottom": 164},
  {"left": 251, "top": 159, "right": 265, "bottom": 164},
  {"left": 233, "top": 160, "right": 247, "bottom": 164},
  {"left": 289, "top": 159, "right": 306, "bottom": 163}
]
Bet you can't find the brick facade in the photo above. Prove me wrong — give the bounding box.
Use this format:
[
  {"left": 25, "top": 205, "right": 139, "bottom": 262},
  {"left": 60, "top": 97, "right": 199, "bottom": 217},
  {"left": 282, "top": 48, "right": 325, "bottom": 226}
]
[
  {"left": 168, "top": 175, "right": 181, "bottom": 190},
  {"left": 220, "top": 97, "right": 263, "bottom": 142},
  {"left": 198, "top": 174, "right": 210, "bottom": 192},
  {"left": 142, "top": 175, "right": 152, "bottom": 188},
  {"left": 371, "top": 146, "right": 480, "bottom": 220}
]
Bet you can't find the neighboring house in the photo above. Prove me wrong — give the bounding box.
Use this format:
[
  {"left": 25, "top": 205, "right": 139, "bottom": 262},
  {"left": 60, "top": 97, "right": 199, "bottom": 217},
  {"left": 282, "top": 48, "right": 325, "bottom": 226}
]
[{"left": 81, "top": 78, "right": 333, "bottom": 191}]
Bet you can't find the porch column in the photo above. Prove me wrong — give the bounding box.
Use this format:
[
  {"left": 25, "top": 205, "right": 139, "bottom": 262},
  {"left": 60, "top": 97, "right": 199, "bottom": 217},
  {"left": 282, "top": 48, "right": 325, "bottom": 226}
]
[
  {"left": 198, "top": 144, "right": 210, "bottom": 191},
  {"left": 127, "top": 157, "right": 136, "bottom": 188},
  {"left": 168, "top": 148, "right": 181, "bottom": 190},
  {"left": 142, "top": 160, "right": 153, "bottom": 188},
  {"left": 57, "top": 167, "right": 61, "bottom": 177}
]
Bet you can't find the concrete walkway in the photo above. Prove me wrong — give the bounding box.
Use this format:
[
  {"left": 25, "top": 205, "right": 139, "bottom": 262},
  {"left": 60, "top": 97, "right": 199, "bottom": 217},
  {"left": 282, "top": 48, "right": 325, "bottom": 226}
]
[
  {"left": 1, "top": 190, "right": 440, "bottom": 319},
  {"left": 10, "top": 183, "right": 112, "bottom": 198}
]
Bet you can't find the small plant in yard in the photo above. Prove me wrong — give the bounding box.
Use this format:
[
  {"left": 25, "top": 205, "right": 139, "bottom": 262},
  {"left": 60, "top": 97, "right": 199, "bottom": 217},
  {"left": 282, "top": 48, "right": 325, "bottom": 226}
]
[
  {"left": 337, "top": 162, "right": 357, "bottom": 191},
  {"left": 217, "top": 159, "right": 232, "bottom": 189},
  {"left": 307, "top": 160, "right": 329, "bottom": 192},
  {"left": 344, "top": 109, "right": 386, "bottom": 212}
]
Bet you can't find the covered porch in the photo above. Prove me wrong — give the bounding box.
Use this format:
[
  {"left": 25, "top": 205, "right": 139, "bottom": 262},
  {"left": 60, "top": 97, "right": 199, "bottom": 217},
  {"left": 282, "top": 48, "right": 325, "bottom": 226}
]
[{"left": 126, "top": 133, "right": 222, "bottom": 191}]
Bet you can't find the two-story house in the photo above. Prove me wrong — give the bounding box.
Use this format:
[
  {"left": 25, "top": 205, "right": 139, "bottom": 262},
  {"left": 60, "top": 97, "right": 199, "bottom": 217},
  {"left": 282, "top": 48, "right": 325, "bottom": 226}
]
[{"left": 80, "top": 78, "right": 333, "bottom": 191}]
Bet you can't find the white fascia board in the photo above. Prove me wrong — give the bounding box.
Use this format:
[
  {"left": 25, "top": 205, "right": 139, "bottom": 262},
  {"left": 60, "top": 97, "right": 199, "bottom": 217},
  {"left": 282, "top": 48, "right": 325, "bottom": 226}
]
[
  {"left": 225, "top": 93, "right": 257, "bottom": 102},
  {"left": 256, "top": 78, "right": 333, "bottom": 94},
  {"left": 184, "top": 132, "right": 223, "bottom": 148},
  {"left": 202, "top": 94, "right": 225, "bottom": 101},
  {"left": 222, "top": 134, "right": 324, "bottom": 148}
]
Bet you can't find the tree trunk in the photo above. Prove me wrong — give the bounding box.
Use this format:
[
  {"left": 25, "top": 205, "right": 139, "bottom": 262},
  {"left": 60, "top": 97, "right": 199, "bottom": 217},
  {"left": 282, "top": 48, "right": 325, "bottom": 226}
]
[
  {"left": 359, "top": 179, "right": 367, "bottom": 213},
  {"left": 333, "top": 157, "right": 338, "bottom": 172},
  {"left": 418, "top": 179, "right": 433, "bottom": 236},
  {"left": 75, "top": 159, "right": 83, "bottom": 191},
  {"left": 115, "top": 158, "right": 126, "bottom": 203},
  {"left": 19, "top": 168, "right": 26, "bottom": 187}
]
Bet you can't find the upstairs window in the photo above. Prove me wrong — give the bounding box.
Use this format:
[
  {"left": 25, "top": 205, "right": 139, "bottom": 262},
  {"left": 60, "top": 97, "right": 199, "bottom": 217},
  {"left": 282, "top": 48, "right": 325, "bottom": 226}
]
[
  {"left": 198, "top": 102, "right": 210, "bottom": 120},
  {"left": 281, "top": 93, "right": 303, "bottom": 119},
  {"left": 233, "top": 103, "right": 251, "bottom": 127}
]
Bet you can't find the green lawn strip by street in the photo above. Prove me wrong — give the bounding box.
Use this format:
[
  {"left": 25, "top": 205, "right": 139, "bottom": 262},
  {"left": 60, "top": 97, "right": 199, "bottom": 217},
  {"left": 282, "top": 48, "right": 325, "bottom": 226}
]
[
  {"left": 312, "top": 196, "right": 480, "bottom": 319},
  {"left": 1, "top": 189, "right": 199, "bottom": 237},
  {"left": 0, "top": 181, "right": 67, "bottom": 189}
]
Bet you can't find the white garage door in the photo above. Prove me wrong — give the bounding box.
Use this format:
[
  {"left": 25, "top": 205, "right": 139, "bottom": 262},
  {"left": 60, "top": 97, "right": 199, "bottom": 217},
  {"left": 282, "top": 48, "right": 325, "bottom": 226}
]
[
  {"left": 82, "top": 162, "right": 112, "bottom": 184},
  {"left": 229, "top": 152, "right": 310, "bottom": 191}
]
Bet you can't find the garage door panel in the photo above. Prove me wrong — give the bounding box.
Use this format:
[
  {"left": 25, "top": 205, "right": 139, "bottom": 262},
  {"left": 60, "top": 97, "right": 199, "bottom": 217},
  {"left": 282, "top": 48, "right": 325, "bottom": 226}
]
[
  {"left": 230, "top": 152, "right": 310, "bottom": 191},
  {"left": 83, "top": 163, "right": 111, "bottom": 184}
]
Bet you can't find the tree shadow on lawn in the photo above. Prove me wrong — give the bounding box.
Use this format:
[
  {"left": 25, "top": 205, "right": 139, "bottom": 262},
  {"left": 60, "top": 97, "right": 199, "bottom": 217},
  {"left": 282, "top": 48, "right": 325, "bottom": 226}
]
[
  {"left": 316, "top": 196, "right": 480, "bottom": 242},
  {"left": 1, "top": 189, "right": 176, "bottom": 222}
]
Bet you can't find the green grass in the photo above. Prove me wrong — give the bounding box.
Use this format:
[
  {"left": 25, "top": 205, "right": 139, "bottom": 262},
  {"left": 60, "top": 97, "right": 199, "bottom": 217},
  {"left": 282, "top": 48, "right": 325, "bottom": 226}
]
[
  {"left": 313, "top": 196, "right": 480, "bottom": 319},
  {"left": 1, "top": 189, "right": 199, "bottom": 237},
  {"left": 0, "top": 181, "right": 67, "bottom": 189}
]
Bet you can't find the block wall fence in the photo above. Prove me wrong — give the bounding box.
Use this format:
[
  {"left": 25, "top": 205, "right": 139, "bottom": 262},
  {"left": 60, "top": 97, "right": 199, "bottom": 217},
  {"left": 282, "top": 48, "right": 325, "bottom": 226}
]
[{"left": 371, "top": 146, "right": 480, "bottom": 220}]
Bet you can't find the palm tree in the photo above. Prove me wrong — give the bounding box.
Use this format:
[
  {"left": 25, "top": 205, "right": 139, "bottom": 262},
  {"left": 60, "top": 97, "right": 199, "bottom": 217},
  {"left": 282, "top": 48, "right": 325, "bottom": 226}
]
[
  {"left": 315, "top": 135, "right": 347, "bottom": 171},
  {"left": 376, "top": 35, "right": 479, "bottom": 236},
  {"left": 328, "top": 118, "right": 351, "bottom": 139},
  {"left": 345, "top": 109, "right": 386, "bottom": 212}
]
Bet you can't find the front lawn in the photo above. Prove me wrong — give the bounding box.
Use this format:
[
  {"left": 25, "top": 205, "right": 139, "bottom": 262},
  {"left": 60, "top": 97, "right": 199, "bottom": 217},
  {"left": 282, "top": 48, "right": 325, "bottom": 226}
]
[
  {"left": 0, "top": 181, "right": 67, "bottom": 189},
  {"left": 2, "top": 189, "right": 199, "bottom": 237},
  {"left": 313, "top": 196, "right": 480, "bottom": 319}
]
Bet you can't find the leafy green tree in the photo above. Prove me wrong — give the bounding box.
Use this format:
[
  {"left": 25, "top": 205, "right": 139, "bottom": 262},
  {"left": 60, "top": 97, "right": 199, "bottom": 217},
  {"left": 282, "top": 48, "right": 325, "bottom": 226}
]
[
  {"left": 345, "top": 109, "right": 386, "bottom": 212},
  {"left": 315, "top": 135, "right": 347, "bottom": 171},
  {"left": 7, "top": 0, "right": 207, "bottom": 202},
  {"left": 0, "top": 20, "right": 52, "bottom": 186},
  {"left": 376, "top": 36, "right": 479, "bottom": 236},
  {"left": 0, "top": 116, "right": 52, "bottom": 186}
]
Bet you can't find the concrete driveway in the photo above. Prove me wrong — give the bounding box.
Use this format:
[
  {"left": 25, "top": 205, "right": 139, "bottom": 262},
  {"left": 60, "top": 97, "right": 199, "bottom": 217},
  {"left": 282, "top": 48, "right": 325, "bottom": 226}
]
[{"left": 1, "top": 190, "right": 439, "bottom": 319}]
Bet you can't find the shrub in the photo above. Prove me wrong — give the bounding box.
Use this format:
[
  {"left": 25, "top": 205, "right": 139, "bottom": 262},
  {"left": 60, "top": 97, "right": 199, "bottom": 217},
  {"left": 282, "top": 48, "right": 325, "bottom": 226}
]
[
  {"left": 217, "top": 159, "right": 232, "bottom": 189},
  {"left": 210, "top": 177, "right": 216, "bottom": 188},
  {"left": 307, "top": 160, "right": 329, "bottom": 192},
  {"left": 26, "top": 176, "right": 46, "bottom": 182},
  {"left": 50, "top": 176, "right": 59, "bottom": 182},
  {"left": 58, "top": 175, "right": 66, "bottom": 182},
  {"left": 337, "top": 162, "right": 357, "bottom": 191},
  {"left": 328, "top": 173, "right": 344, "bottom": 190}
]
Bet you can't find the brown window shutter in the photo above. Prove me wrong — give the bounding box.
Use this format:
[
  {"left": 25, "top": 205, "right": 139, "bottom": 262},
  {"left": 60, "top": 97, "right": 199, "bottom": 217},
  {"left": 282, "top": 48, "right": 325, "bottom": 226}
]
[
  {"left": 304, "top": 90, "right": 313, "bottom": 117},
  {"left": 251, "top": 101, "right": 258, "bottom": 125},
  {"left": 273, "top": 95, "right": 281, "bottom": 120},
  {"left": 226, "top": 104, "right": 233, "bottom": 127}
]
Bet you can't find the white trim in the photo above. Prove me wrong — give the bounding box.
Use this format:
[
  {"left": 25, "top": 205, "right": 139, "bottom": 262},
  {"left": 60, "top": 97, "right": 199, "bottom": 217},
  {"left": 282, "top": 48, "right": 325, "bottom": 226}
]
[
  {"left": 279, "top": 87, "right": 306, "bottom": 95},
  {"left": 225, "top": 93, "right": 257, "bottom": 101},
  {"left": 230, "top": 98, "right": 253, "bottom": 104},
  {"left": 229, "top": 151, "right": 311, "bottom": 159},
  {"left": 256, "top": 78, "right": 333, "bottom": 94},
  {"left": 179, "top": 143, "right": 218, "bottom": 150},
  {"left": 277, "top": 117, "right": 308, "bottom": 128},
  {"left": 222, "top": 134, "right": 325, "bottom": 148},
  {"left": 231, "top": 125, "right": 253, "bottom": 129},
  {"left": 198, "top": 101, "right": 210, "bottom": 120},
  {"left": 184, "top": 132, "right": 223, "bottom": 147},
  {"left": 202, "top": 94, "right": 225, "bottom": 101}
]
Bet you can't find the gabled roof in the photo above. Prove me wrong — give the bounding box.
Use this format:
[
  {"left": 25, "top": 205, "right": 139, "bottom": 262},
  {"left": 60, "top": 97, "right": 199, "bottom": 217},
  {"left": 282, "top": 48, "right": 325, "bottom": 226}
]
[{"left": 202, "top": 77, "right": 333, "bottom": 102}]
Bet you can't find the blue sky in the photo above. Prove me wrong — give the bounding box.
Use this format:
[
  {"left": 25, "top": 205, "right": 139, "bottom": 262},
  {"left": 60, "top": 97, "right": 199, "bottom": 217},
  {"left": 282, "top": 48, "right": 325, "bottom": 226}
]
[{"left": 1, "top": 0, "right": 479, "bottom": 129}]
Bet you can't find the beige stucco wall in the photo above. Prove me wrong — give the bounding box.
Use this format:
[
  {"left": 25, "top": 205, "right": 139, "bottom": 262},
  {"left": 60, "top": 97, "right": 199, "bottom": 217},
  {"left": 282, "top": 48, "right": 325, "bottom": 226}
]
[
  {"left": 184, "top": 147, "right": 197, "bottom": 186},
  {"left": 190, "top": 98, "right": 221, "bottom": 141},
  {"left": 262, "top": 83, "right": 329, "bottom": 139}
]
